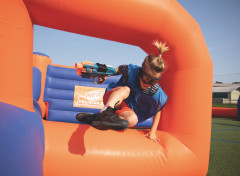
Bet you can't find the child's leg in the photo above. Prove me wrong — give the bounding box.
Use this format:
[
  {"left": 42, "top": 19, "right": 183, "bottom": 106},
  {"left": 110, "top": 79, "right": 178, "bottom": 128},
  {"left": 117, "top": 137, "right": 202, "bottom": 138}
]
[
  {"left": 103, "top": 87, "right": 138, "bottom": 127},
  {"left": 118, "top": 111, "right": 138, "bottom": 127},
  {"left": 103, "top": 86, "right": 130, "bottom": 108}
]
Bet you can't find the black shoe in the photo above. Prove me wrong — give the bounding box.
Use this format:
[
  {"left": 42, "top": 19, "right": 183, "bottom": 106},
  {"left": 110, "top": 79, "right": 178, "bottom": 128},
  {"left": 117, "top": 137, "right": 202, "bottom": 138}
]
[
  {"left": 91, "top": 107, "right": 129, "bottom": 131},
  {"left": 76, "top": 113, "right": 97, "bottom": 125}
]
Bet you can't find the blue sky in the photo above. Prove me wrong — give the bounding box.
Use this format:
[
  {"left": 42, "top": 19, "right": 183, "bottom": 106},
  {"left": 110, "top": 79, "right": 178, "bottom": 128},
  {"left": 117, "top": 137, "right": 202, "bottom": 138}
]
[{"left": 33, "top": 0, "right": 240, "bottom": 83}]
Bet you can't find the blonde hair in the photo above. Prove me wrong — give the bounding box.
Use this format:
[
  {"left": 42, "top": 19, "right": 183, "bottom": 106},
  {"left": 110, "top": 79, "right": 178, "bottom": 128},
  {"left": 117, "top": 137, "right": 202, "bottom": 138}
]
[{"left": 142, "top": 41, "right": 169, "bottom": 73}]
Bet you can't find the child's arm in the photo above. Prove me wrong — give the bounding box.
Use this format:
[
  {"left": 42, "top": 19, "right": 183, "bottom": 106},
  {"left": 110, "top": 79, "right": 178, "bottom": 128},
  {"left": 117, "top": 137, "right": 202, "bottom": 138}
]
[
  {"left": 102, "top": 65, "right": 128, "bottom": 82},
  {"left": 145, "top": 111, "right": 161, "bottom": 143},
  {"left": 115, "top": 65, "right": 127, "bottom": 74},
  {"left": 98, "top": 64, "right": 126, "bottom": 82}
]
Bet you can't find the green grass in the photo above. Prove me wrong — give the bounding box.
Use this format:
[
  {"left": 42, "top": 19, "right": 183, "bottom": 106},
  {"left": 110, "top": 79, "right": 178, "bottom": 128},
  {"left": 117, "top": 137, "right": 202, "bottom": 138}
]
[
  {"left": 207, "top": 117, "right": 240, "bottom": 176},
  {"left": 212, "top": 103, "right": 237, "bottom": 108}
]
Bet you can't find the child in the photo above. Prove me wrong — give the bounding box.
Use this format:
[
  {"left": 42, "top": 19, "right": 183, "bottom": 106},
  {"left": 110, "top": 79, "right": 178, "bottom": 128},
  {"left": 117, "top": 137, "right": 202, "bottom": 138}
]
[{"left": 76, "top": 41, "right": 168, "bottom": 143}]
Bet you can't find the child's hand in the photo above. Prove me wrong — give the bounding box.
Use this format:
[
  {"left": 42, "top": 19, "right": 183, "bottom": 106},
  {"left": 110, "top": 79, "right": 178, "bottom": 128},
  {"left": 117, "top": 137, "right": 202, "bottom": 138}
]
[
  {"left": 97, "top": 76, "right": 109, "bottom": 83},
  {"left": 145, "top": 131, "right": 160, "bottom": 143}
]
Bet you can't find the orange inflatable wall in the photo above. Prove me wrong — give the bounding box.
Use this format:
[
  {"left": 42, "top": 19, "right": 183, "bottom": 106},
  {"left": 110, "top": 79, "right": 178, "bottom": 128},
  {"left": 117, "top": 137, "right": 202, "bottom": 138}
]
[{"left": 0, "top": 0, "right": 213, "bottom": 175}]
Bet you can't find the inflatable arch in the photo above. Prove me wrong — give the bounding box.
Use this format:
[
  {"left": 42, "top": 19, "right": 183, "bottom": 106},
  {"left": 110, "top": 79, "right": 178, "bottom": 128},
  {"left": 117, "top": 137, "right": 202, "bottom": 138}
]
[{"left": 0, "top": 0, "right": 213, "bottom": 176}]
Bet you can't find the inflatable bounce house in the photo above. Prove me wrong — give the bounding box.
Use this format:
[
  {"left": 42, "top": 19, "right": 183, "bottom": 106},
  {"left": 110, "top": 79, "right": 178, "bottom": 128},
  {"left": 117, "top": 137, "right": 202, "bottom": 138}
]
[{"left": 0, "top": 0, "right": 213, "bottom": 175}]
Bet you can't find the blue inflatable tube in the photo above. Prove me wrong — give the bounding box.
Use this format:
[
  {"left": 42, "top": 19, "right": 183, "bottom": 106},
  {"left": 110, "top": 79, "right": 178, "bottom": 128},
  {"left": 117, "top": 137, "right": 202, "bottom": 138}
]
[{"left": 0, "top": 103, "right": 44, "bottom": 176}]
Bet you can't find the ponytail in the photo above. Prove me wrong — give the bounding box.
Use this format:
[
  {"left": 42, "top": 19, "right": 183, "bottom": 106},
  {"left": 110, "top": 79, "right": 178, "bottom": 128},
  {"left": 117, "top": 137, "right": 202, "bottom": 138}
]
[
  {"left": 152, "top": 40, "right": 169, "bottom": 57},
  {"left": 142, "top": 40, "right": 169, "bottom": 73}
]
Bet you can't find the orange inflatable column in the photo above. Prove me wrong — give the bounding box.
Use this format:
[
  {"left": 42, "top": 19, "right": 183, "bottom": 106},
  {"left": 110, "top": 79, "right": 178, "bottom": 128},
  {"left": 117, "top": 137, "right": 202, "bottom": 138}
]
[
  {"left": 0, "top": 0, "right": 33, "bottom": 111},
  {"left": 33, "top": 53, "right": 52, "bottom": 117}
]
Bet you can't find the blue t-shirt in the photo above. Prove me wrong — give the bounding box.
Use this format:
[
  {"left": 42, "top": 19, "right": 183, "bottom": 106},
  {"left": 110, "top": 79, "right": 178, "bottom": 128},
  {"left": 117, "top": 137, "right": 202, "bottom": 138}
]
[{"left": 106, "top": 64, "right": 168, "bottom": 122}]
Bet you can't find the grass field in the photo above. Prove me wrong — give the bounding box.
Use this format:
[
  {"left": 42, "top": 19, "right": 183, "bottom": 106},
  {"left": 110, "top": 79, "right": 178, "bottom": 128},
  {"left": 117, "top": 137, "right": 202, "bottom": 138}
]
[{"left": 207, "top": 117, "right": 240, "bottom": 176}]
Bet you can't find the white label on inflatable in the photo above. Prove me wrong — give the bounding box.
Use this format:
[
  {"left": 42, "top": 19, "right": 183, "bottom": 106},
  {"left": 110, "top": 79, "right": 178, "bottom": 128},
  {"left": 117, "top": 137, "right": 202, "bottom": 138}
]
[{"left": 73, "top": 86, "right": 105, "bottom": 109}]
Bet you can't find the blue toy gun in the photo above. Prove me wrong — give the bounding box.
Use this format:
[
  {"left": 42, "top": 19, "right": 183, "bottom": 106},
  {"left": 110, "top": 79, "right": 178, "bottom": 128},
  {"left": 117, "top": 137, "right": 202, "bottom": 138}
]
[{"left": 75, "top": 61, "right": 118, "bottom": 84}]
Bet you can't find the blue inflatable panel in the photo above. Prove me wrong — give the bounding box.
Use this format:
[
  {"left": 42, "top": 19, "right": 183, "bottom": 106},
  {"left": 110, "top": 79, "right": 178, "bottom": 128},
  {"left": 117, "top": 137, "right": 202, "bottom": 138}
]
[
  {"left": 47, "top": 64, "right": 120, "bottom": 84},
  {"left": 44, "top": 65, "right": 153, "bottom": 128},
  {"left": 44, "top": 77, "right": 108, "bottom": 92},
  {"left": 34, "top": 99, "right": 42, "bottom": 117},
  {"left": 134, "top": 118, "right": 153, "bottom": 128},
  {"left": 33, "top": 67, "right": 41, "bottom": 101},
  {"left": 44, "top": 88, "right": 74, "bottom": 101},
  {"left": 33, "top": 67, "right": 42, "bottom": 116},
  {"left": 47, "top": 98, "right": 100, "bottom": 113},
  {"left": 0, "top": 102, "right": 44, "bottom": 176}
]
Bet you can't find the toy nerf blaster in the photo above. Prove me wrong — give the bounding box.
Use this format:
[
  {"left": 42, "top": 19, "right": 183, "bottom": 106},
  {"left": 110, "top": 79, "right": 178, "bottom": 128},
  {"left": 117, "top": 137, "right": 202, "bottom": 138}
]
[{"left": 75, "top": 61, "right": 118, "bottom": 84}]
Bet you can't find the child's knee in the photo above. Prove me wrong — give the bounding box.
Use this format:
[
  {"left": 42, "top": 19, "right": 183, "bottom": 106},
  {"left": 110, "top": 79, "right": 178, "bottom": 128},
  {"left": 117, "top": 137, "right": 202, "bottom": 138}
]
[
  {"left": 122, "top": 86, "right": 130, "bottom": 93},
  {"left": 119, "top": 111, "right": 138, "bottom": 127},
  {"left": 128, "top": 114, "right": 138, "bottom": 127},
  {"left": 115, "top": 86, "right": 130, "bottom": 98},
  {"left": 117, "top": 86, "right": 130, "bottom": 94}
]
